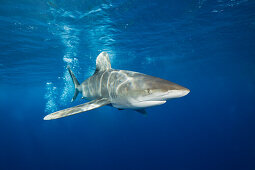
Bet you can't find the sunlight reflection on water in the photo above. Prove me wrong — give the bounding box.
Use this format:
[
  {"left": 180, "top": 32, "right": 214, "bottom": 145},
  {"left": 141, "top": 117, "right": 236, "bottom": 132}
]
[{"left": 44, "top": 2, "right": 116, "bottom": 112}]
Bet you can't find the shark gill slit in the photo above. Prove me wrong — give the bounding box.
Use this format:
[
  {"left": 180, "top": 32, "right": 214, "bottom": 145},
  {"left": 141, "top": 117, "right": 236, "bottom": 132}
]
[
  {"left": 112, "top": 71, "right": 119, "bottom": 99},
  {"left": 99, "top": 71, "right": 105, "bottom": 97},
  {"left": 116, "top": 71, "right": 128, "bottom": 93},
  {"left": 107, "top": 71, "right": 113, "bottom": 100}
]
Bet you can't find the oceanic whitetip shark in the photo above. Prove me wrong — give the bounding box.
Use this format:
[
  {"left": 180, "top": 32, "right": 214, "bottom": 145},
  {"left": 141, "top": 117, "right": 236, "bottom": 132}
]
[{"left": 44, "top": 52, "right": 190, "bottom": 120}]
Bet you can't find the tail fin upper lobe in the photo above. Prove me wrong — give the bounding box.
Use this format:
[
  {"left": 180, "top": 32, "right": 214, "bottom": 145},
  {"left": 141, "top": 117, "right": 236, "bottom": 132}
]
[{"left": 67, "top": 66, "right": 80, "bottom": 102}]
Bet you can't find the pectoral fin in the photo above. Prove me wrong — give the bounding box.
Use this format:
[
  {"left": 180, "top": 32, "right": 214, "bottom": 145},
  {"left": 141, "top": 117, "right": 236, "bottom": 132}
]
[
  {"left": 44, "top": 98, "right": 110, "bottom": 120},
  {"left": 135, "top": 109, "right": 147, "bottom": 115}
]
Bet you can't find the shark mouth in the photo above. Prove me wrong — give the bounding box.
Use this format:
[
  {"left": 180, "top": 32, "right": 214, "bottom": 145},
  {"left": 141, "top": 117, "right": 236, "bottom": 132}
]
[{"left": 131, "top": 100, "right": 167, "bottom": 108}]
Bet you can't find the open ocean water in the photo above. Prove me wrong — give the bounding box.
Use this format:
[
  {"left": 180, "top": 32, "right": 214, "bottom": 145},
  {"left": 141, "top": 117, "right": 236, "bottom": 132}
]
[{"left": 0, "top": 0, "right": 255, "bottom": 169}]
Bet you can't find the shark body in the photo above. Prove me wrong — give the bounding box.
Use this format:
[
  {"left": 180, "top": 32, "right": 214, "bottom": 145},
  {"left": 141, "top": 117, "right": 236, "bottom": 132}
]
[{"left": 44, "top": 52, "right": 190, "bottom": 120}]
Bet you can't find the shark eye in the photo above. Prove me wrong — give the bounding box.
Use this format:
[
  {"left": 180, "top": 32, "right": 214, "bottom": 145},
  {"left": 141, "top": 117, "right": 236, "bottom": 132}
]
[{"left": 146, "top": 89, "right": 152, "bottom": 94}]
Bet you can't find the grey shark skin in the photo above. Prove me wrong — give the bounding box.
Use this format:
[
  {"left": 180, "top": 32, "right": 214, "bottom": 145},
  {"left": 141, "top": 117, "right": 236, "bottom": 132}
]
[{"left": 44, "top": 52, "right": 190, "bottom": 120}]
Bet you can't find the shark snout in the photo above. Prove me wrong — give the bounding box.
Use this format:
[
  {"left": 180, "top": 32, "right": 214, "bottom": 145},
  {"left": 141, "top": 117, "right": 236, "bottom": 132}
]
[
  {"left": 140, "top": 88, "right": 190, "bottom": 102},
  {"left": 182, "top": 88, "right": 190, "bottom": 96},
  {"left": 160, "top": 88, "right": 190, "bottom": 100}
]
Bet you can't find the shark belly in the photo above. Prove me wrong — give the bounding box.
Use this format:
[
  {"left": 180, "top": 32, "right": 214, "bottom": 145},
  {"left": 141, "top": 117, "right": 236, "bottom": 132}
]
[{"left": 111, "top": 98, "right": 166, "bottom": 109}]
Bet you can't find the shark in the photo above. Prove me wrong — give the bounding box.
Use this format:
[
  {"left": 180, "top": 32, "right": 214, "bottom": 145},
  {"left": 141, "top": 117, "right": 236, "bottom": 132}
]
[{"left": 44, "top": 52, "right": 190, "bottom": 120}]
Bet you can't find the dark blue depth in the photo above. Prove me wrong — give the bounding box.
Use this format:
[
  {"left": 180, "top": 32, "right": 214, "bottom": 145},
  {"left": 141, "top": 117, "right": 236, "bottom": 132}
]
[{"left": 0, "top": 0, "right": 255, "bottom": 169}]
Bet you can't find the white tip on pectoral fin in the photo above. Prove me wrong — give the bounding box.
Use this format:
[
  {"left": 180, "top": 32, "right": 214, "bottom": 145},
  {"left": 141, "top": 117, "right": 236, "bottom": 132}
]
[{"left": 43, "top": 98, "right": 110, "bottom": 120}]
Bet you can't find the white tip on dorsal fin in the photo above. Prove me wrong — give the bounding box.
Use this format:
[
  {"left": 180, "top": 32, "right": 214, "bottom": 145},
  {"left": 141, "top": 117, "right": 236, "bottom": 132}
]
[{"left": 95, "top": 52, "right": 111, "bottom": 72}]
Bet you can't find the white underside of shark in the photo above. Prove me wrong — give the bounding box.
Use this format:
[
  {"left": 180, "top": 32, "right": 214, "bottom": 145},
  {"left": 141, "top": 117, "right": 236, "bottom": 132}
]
[{"left": 44, "top": 52, "right": 190, "bottom": 120}]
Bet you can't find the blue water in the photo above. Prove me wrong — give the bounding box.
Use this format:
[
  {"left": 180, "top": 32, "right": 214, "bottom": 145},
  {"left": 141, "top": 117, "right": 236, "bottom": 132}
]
[{"left": 1, "top": 0, "right": 255, "bottom": 169}]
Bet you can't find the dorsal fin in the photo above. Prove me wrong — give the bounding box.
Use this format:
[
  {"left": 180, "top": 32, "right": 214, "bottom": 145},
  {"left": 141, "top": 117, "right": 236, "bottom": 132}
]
[{"left": 95, "top": 52, "right": 111, "bottom": 73}]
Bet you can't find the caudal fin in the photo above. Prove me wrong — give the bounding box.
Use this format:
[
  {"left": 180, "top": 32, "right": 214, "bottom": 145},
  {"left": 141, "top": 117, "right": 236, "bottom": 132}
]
[{"left": 67, "top": 66, "right": 80, "bottom": 102}]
